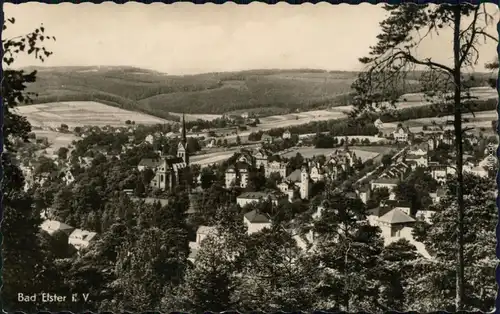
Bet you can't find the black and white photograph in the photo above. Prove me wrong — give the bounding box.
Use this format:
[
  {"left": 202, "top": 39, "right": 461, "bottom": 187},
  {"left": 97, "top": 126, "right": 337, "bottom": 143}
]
[{"left": 2, "top": 2, "right": 499, "bottom": 312}]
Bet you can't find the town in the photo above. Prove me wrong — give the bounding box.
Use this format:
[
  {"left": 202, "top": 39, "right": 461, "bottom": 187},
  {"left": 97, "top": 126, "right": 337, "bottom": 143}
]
[
  {"left": 20, "top": 108, "right": 498, "bottom": 261},
  {"left": 3, "top": 2, "right": 499, "bottom": 313}
]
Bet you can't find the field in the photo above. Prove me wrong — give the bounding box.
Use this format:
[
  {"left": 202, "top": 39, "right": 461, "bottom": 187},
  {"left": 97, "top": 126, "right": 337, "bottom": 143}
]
[
  {"left": 191, "top": 150, "right": 236, "bottom": 167},
  {"left": 16, "top": 101, "right": 173, "bottom": 128},
  {"left": 169, "top": 112, "right": 222, "bottom": 122},
  {"left": 280, "top": 147, "right": 385, "bottom": 162},
  {"left": 393, "top": 109, "right": 497, "bottom": 135},
  {"left": 258, "top": 110, "right": 347, "bottom": 129},
  {"left": 32, "top": 130, "right": 81, "bottom": 155}
]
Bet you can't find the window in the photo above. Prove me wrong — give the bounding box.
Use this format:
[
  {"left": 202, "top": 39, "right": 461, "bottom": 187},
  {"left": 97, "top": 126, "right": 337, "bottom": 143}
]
[{"left": 160, "top": 175, "right": 164, "bottom": 182}]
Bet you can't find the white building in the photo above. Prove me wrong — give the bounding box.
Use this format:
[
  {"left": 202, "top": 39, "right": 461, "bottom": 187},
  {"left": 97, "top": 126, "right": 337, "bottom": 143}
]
[
  {"left": 408, "top": 143, "right": 429, "bottom": 156},
  {"left": 430, "top": 165, "right": 456, "bottom": 183},
  {"left": 225, "top": 162, "right": 251, "bottom": 189},
  {"left": 236, "top": 192, "right": 279, "bottom": 207},
  {"left": 405, "top": 154, "right": 428, "bottom": 168},
  {"left": 206, "top": 138, "right": 216, "bottom": 148},
  {"left": 370, "top": 178, "right": 399, "bottom": 192},
  {"left": 356, "top": 186, "right": 371, "bottom": 204},
  {"left": 374, "top": 118, "right": 384, "bottom": 129},
  {"left": 367, "top": 207, "right": 431, "bottom": 258},
  {"left": 68, "top": 229, "right": 98, "bottom": 250},
  {"left": 254, "top": 149, "right": 270, "bottom": 169},
  {"left": 392, "top": 125, "right": 410, "bottom": 142},
  {"left": 145, "top": 134, "right": 154, "bottom": 145},
  {"left": 308, "top": 163, "right": 325, "bottom": 182},
  {"left": 282, "top": 130, "right": 292, "bottom": 139},
  {"left": 195, "top": 226, "right": 218, "bottom": 245},
  {"left": 464, "top": 164, "right": 489, "bottom": 178},
  {"left": 243, "top": 210, "right": 271, "bottom": 234},
  {"left": 265, "top": 160, "right": 288, "bottom": 178},
  {"left": 41, "top": 220, "right": 75, "bottom": 236}
]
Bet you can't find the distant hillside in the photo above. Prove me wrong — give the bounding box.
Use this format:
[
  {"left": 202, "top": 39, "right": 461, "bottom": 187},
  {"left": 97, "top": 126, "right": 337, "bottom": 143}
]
[{"left": 21, "top": 66, "right": 494, "bottom": 118}]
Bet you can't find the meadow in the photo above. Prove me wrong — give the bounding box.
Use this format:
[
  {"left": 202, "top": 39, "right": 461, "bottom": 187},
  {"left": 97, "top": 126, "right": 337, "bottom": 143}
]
[{"left": 16, "top": 101, "right": 172, "bottom": 128}]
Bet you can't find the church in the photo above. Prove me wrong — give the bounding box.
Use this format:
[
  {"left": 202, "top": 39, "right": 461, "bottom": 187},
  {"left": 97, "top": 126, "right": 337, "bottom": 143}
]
[{"left": 149, "top": 114, "right": 191, "bottom": 192}]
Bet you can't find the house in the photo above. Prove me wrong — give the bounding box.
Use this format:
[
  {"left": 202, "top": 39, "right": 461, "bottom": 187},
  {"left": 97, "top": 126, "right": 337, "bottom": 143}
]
[
  {"left": 479, "top": 154, "right": 497, "bottom": 171},
  {"left": 308, "top": 162, "right": 325, "bottom": 182},
  {"left": 277, "top": 181, "right": 299, "bottom": 202},
  {"left": 380, "top": 199, "right": 412, "bottom": 215},
  {"left": 416, "top": 210, "right": 437, "bottom": 224},
  {"left": 374, "top": 118, "right": 384, "bottom": 129},
  {"left": 371, "top": 178, "right": 399, "bottom": 192},
  {"left": 429, "top": 188, "right": 447, "bottom": 204},
  {"left": 79, "top": 157, "right": 94, "bottom": 168},
  {"left": 282, "top": 130, "right": 292, "bottom": 140},
  {"left": 261, "top": 134, "right": 274, "bottom": 144},
  {"left": 145, "top": 134, "right": 154, "bottom": 145},
  {"left": 405, "top": 154, "right": 428, "bottom": 168},
  {"left": 225, "top": 162, "right": 251, "bottom": 189},
  {"left": 41, "top": 220, "right": 75, "bottom": 236},
  {"left": 367, "top": 207, "right": 430, "bottom": 258},
  {"left": 408, "top": 142, "right": 429, "bottom": 156},
  {"left": 236, "top": 192, "right": 279, "bottom": 207},
  {"left": 241, "top": 112, "right": 249, "bottom": 119},
  {"left": 68, "top": 229, "right": 98, "bottom": 250},
  {"left": 137, "top": 158, "right": 161, "bottom": 172},
  {"left": 264, "top": 160, "right": 289, "bottom": 178},
  {"left": 356, "top": 185, "right": 371, "bottom": 204},
  {"left": 243, "top": 210, "right": 271, "bottom": 234},
  {"left": 464, "top": 164, "right": 489, "bottom": 178},
  {"left": 62, "top": 169, "right": 75, "bottom": 184},
  {"left": 392, "top": 125, "right": 411, "bottom": 142},
  {"left": 430, "top": 164, "right": 456, "bottom": 183},
  {"left": 254, "top": 149, "right": 270, "bottom": 169},
  {"left": 195, "top": 226, "right": 218, "bottom": 245},
  {"left": 206, "top": 138, "right": 217, "bottom": 148},
  {"left": 485, "top": 142, "right": 496, "bottom": 156}
]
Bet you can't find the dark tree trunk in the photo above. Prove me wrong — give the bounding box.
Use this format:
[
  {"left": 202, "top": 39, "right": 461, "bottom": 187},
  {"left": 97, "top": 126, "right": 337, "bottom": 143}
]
[{"left": 453, "top": 5, "right": 465, "bottom": 311}]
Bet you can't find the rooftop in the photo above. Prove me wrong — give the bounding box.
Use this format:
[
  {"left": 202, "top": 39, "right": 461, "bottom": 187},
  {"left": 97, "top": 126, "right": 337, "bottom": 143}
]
[
  {"left": 378, "top": 208, "right": 416, "bottom": 225},
  {"left": 372, "top": 178, "right": 399, "bottom": 185},
  {"left": 197, "top": 225, "right": 218, "bottom": 235},
  {"left": 238, "top": 191, "right": 276, "bottom": 200},
  {"left": 286, "top": 169, "right": 302, "bottom": 182},
  {"left": 244, "top": 210, "right": 271, "bottom": 223}
]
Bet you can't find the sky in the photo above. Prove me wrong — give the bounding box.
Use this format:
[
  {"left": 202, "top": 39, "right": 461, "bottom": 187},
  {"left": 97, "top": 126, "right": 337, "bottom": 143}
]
[{"left": 3, "top": 2, "right": 499, "bottom": 75}]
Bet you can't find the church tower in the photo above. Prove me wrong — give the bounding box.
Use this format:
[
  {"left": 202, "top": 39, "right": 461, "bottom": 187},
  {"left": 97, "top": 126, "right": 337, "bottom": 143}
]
[
  {"left": 300, "top": 165, "right": 310, "bottom": 200},
  {"left": 177, "top": 113, "right": 189, "bottom": 165}
]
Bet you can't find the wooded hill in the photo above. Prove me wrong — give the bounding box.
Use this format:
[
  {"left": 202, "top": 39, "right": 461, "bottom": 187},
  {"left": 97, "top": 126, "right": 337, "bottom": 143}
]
[{"left": 22, "top": 66, "right": 494, "bottom": 119}]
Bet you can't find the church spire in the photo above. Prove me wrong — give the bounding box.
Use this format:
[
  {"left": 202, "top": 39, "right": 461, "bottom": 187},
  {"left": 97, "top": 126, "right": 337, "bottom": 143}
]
[{"left": 181, "top": 113, "right": 187, "bottom": 145}]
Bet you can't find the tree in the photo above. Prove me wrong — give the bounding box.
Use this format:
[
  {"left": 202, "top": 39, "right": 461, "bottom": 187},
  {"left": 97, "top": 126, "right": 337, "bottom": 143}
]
[
  {"left": 236, "top": 225, "right": 316, "bottom": 312},
  {"left": 1, "top": 18, "right": 57, "bottom": 311},
  {"left": 350, "top": 4, "right": 497, "bottom": 309},
  {"left": 166, "top": 235, "right": 242, "bottom": 312},
  {"left": 394, "top": 168, "right": 437, "bottom": 215},
  {"left": 60, "top": 123, "right": 69, "bottom": 132},
  {"left": 381, "top": 154, "right": 392, "bottom": 167},
  {"left": 57, "top": 146, "right": 69, "bottom": 160},
  {"left": 312, "top": 188, "right": 385, "bottom": 311},
  {"left": 411, "top": 174, "right": 496, "bottom": 311},
  {"left": 378, "top": 239, "right": 420, "bottom": 310},
  {"left": 115, "top": 227, "right": 189, "bottom": 311}
]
